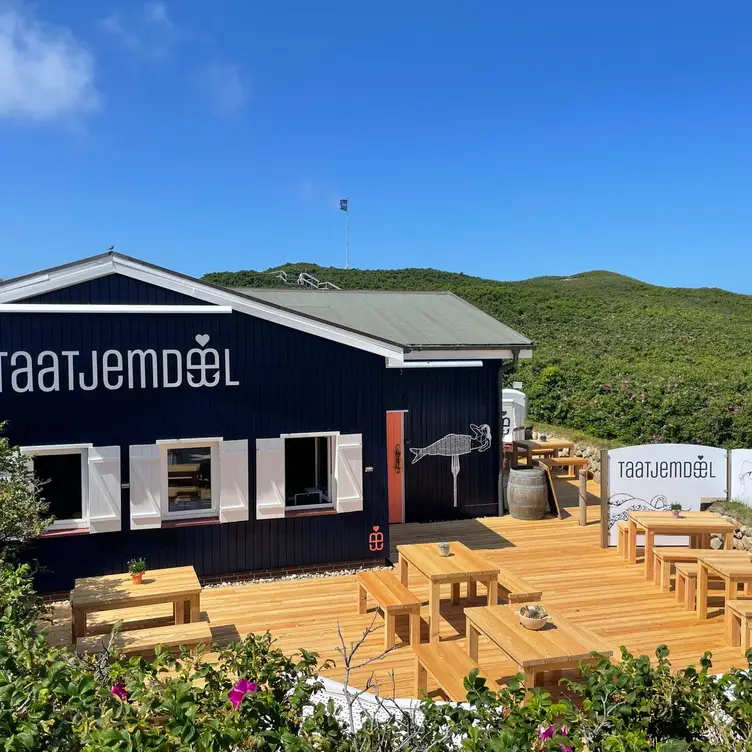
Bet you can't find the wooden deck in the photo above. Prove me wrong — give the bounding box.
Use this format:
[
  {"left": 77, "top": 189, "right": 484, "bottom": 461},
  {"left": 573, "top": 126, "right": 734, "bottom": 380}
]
[{"left": 46, "top": 476, "right": 747, "bottom": 699}]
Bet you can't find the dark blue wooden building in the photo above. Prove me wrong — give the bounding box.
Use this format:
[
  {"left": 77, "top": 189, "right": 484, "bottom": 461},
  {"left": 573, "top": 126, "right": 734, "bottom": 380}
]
[{"left": 0, "top": 253, "right": 532, "bottom": 591}]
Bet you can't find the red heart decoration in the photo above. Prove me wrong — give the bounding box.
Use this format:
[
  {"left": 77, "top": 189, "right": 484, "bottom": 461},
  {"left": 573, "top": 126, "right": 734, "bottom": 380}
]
[{"left": 373, "top": 525, "right": 380, "bottom": 532}]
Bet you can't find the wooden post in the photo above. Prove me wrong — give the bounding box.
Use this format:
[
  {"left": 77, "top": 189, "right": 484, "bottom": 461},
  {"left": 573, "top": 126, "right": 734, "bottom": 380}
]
[
  {"left": 600, "top": 448, "right": 610, "bottom": 548},
  {"left": 578, "top": 468, "right": 587, "bottom": 526}
]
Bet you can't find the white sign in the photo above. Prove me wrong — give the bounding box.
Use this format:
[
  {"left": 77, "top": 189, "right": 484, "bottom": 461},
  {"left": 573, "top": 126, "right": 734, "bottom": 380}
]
[
  {"left": 607, "top": 444, "right": 726, "bottom": 546},
  {"left": 730, "top": 449, "right": 752, "bottom": 506},
  {"left": 501, "top": 389, "right": 526, "bottom": 443},
  {"left": 0, "top": 334, "right": 239, "bottom": 393}
]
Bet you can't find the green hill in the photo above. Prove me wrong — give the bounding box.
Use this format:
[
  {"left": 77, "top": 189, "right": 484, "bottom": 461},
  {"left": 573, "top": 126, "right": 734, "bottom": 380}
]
[{"left": 204, "top": 264, "right": 752, "bottom": 448}]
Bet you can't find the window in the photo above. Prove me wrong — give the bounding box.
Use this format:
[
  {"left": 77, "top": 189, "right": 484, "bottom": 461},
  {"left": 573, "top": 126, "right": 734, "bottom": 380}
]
[
  {"left": 256, "top": 432, "right": 363, "bottom": 520},
  {"left": 22, "top": 444, "right": 91, "bottom": 530},
  {"left": 167, "top": 446, "right": 213, "bottom": 514},
  {"left": 156, "top": 439, "right": 220, "bottom": 520},
  {"left": 284, "top": 436, "right": 333, "bottom": 509}
]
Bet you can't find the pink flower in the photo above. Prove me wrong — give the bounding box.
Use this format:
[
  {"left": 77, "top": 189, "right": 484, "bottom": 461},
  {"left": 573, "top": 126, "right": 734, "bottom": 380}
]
[
  {"left": 559, "top": 746, "right": 574, "bottom": 752},
  {"left": 539, "top": 724, "right": 554, "bottom": 741},
  {"left": 228, "top": 678, "right": 258, "bottom": 709},
  {"left": 110, "top": 683, "right": 129, "bottom": 702},
  {"left": 560, "top": 725, "right": 569, "bottom": 736}
]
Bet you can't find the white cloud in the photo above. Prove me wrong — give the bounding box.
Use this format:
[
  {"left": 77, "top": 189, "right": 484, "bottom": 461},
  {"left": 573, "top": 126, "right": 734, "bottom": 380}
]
[
  {"left": 101, "top": 2, "right": 182, "bottom": 59},
  {"left": 0, "top": 2, "right": 99, "bottom": 121},
  {"left": 195, "top": 63, "right": 247, "bottom": 116}
]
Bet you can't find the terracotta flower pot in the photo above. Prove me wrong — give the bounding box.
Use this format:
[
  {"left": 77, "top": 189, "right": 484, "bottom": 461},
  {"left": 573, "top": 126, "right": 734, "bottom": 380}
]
[
  {"left": 671, "top": 510, "right": 681, "bottom": 519},
  {"left": 131, "top": 572, "right": 144, "bottom": 584}
]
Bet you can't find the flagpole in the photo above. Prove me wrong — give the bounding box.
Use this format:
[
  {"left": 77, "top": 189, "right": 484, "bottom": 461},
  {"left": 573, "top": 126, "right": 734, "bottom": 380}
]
[{"left": 345, "top": 199, "right": 350, "bottom": 269}]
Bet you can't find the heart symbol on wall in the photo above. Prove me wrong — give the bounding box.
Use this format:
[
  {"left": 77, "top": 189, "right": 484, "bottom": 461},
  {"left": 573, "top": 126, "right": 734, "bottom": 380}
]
[
  {"left": 372, "top": 525, "right": 380, "bottom": 532},
  {"left": 697, "top": 455, "right": 704, "bottom": 460},
  {"left": 195, "top": 334, "right": 210, "bottom": 347}
]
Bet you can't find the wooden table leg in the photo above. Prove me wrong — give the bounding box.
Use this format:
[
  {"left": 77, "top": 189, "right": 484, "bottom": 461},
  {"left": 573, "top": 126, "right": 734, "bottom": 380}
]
[
  {"left": 451, "top": 583, "right": 460, "bottom": 605},
  {"left": 467, "top": 621, "right": 479, "bottom": 661},
  {"left": 727, "top": 608, "right": 741, "bottom": 647},
  {"left": 487, "top": 578, "right": 499, "bottom": 606},
  {"left": 724, "top": 532, "right": 733, "bottom": 550},
  {"left": 627, "top": 520, "right": 638, "bottom": 565},
  {"left": 414, "top": 657, "right": 427, "bottom": 697},
  {"left": 399, "top": 555, "right": 409, "bottom": 585},
  {"left": 358, "top": 582, "right": 367, "bottom": 614},
  {"left": 744, "top": 620, "right": 752, "bottom": 653},
  {"left": 548, "top": 669, "right": 562, "bottom": 685},
  {"left": 700, "top": 533, "right": 711, "bottom": 549},
  {"left": 429, "top": 582, "right": 440, "bottom": 643},
  {"left": 659, "top": 558, "right": 672, "bottom": 592},
  {"left": 409, "top": 611, "right": 421, "bottom": 646},
  {"left": 174, "top": 599, "right": 186, "bottom": 625},
  {"left": 643, "top": 529, "right": 655, "bottom": 580},
  {"left": 726, "top": 577, "right": 738, "bottom": 608},
  {"left": 523, "top": 668, "right": 536, "bottom": 688},
  {"left": 385, "top": 612, "right": 396, "bottom": 650},
  {"left": 190, "top": 595, "right": 200, "bottom": 623},
  {"left": 697, "top": 563, "right": 709, "bottom": 620},
  {"left": 72, "top": 608, "right": 87, "bottom": 641},
  {"left": 511, "top": 444, "right": 519, "bottom": 466},
  {"left": 467, "top": 580, "right": 477, "bottom": 601}
]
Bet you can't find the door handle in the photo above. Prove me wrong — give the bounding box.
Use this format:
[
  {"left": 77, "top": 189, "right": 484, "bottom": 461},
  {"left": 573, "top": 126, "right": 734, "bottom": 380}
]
[{"left": 395, "top": 444, "right": 402, "bottom": 475}]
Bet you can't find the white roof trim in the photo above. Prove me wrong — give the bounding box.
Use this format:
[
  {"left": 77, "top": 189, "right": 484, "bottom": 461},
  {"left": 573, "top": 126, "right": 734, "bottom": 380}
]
[
  {"left": 403, "top": 348, "right": 517, "bottom": 360},
  {"left": 386, "top": 359, "right": 483, "bottom": 369},
  {"left": 0, "top": 255, "right": 405, "bottom": 363},
  {"left": 0, "top": 304, "right": 232, "bottom": 314}
]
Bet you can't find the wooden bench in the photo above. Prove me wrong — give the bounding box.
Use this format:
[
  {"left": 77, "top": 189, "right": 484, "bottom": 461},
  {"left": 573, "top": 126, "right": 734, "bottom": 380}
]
[
  {"left": 538, "top": 456, "right": 589, "bottom": 480},
  {"left": 357, "top": 570, "right": 422, "bottom": 650},
  {"left": 76, "top": 621, "right": 212, "bottom": 657},
  {"left": 497, "top": 567, "right": 542, "bottom": 604},
  {"left": 616, "top": 520, "right": 645, "bottom": 559},
  {"left": 653, "top": 548, "right": 703, "bottom": 591},
  {"left": 726, "top": 600, "right": 752, "bottom": 652},
  {"left": 675, "top": 562, "right": 698, "bottom": 611},
  {"left": 413, "top": 641, "right": 515, "bottom": 702}
]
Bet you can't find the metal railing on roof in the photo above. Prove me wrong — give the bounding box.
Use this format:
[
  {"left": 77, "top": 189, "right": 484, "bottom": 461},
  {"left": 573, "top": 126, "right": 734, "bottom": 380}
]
[{"left": 269, "top": 271, "right": 340, "bottom": 290}]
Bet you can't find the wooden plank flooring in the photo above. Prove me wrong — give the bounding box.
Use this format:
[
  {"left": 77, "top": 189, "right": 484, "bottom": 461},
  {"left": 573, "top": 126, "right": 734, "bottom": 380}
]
[{"left": 46, "top": 476, "right": 747, "bottom": 699}]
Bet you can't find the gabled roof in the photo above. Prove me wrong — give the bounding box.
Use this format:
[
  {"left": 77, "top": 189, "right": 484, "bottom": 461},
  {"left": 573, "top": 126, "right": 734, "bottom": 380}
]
[
  {"left": 0, "top": 252, "right": 534, "bottom": 362},
  {"left": 233, "top": 288, "right": 533, "bottom": 350}
]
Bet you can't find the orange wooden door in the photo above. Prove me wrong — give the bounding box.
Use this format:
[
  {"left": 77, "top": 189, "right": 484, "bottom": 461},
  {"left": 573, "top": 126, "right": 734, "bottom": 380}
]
[{"left": 386, "top": 411, "right": 404, "bottom": 523}]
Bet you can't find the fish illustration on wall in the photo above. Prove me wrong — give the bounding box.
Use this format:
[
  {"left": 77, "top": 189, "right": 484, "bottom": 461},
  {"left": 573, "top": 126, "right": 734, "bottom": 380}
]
[{"left": 410, "top": 424, "right": 492, "bottom": 507}]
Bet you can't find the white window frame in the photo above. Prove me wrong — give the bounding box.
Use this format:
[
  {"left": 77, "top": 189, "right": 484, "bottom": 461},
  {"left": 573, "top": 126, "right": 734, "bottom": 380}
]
[
  {"left": 157, "top": 437, "right": 222, "bottom": 521},
  {"left": 20, "top": 443, "right": 93, "bottom": 531},
  {"left": 281, "top": 431, "right": 339, "bottom": 512}
]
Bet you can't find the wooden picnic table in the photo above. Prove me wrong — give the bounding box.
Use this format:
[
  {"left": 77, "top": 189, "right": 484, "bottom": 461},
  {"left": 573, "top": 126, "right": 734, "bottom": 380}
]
[
  {"left": 511, "top": 439, "right": 574, "bottom": 467},
  {"left": 626, "top": 511, "right": 736, "bottom": 579},
  {"left": 70, "top": 565, "right": 202, "bottom": 641},
  {"left": 397, "top": 541, "right": 499, "bottom": 643},
  {"left": 695, "top": 551, "right": 752, "bottom": 620},
  {"left": 465, "top": 602, "right": 612, "bottom": 688}
]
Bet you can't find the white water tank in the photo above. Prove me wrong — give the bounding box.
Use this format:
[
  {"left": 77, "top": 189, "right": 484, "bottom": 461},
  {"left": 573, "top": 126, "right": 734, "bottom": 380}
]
[{"left": 501, "top": 388, "right": 527, "bottom": 443}]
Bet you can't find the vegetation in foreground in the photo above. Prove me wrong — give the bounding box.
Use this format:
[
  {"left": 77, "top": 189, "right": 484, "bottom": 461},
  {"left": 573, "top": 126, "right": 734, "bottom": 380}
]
[
  {"left": 1, "top": 562, "right": 752, "bottom": 751},
  {"left": 205, "top": 264, "right": 752, "bottom": 448}
]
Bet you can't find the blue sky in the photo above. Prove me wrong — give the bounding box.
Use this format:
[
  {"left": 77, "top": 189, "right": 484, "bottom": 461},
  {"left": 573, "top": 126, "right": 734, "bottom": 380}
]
[{"left": 1, "top": 1, "right": 751, "bottom": 292}]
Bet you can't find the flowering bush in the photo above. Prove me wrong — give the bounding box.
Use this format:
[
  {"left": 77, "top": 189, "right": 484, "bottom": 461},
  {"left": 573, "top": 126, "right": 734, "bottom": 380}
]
[{"left": 1, "top": 562, "right": 752, "bottom": 750}]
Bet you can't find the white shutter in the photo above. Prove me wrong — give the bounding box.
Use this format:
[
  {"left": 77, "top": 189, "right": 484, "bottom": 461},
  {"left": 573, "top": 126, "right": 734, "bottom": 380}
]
[
  {"left": 129, "top": 444, "right": 162, "bottom": 529},
  {"left": 335, "top": 434, "right": 363, "bottom": 513},
  {"left": 256, "top": 438, "right": 286, "bottom": 520},
  {"left": 219, "top": 439, "right": 249, "bottom": 523},
  {"left": 88, "top": 446, "right": 121, "bottom": 534}
]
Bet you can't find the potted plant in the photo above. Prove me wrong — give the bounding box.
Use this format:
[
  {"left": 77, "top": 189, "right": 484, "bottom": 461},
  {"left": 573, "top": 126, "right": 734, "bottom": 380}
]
[
  {"left": 517, "top": 604, "right": 549, "bottom": 630},
  {"left": 438, "top": 542, "right": 451, "bottom": 557},
  {"left": 127, "top": 557, "right": 147, "bottom": 584},
  {"left": 670, "top": 503, "right": 682, "bottom": 519}
]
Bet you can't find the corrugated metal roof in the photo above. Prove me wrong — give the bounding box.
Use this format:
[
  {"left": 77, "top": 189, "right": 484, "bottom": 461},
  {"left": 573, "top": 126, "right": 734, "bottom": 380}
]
[{"left": 230, "top": 288, "right": 533, "bottom": 349}]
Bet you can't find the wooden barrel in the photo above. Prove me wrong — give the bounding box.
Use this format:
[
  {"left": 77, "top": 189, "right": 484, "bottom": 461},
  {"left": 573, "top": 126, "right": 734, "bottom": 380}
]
[{"left": 507, "top": 467, "right": 548, "bottom": 520}]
